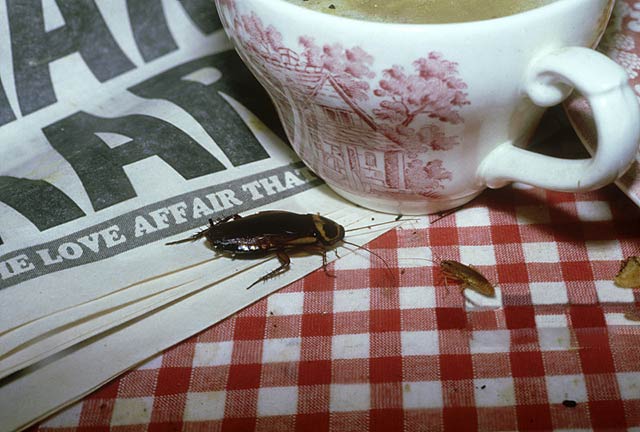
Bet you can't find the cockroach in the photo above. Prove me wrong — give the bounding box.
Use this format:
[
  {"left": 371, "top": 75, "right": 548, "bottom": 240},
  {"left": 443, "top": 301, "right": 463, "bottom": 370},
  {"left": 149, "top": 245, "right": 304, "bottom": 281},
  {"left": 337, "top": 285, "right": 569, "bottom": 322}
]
[
  {"left": 624, "top": 309, "right": 640, "bottom": 322},
  {"left": 166, "top": 210, "right": 401, "bottom": 289},
  {"left": 614, "top": 256, "right": 640, "bottom": 289},
  {"left": 438, "top": 259, "right": 496, "bottom": 297},
  {"left": 408, "top": 255, "right": 496, "bottom": 298}
]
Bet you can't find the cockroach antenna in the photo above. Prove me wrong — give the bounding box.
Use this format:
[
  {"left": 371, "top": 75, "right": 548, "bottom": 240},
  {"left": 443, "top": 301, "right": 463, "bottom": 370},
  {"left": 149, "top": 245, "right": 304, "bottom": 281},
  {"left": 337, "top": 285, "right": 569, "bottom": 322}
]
[
  {"left": 345, "top": 218, "right": 419, "bottom": 233},
  {"left": 341, "top": 239, "right": 397, "bottom": 285}
]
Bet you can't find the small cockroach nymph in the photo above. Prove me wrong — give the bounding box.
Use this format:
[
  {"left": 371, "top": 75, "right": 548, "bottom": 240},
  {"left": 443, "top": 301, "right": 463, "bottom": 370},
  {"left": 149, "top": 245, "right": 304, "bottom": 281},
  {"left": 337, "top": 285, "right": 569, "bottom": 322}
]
[
  {"left": 410, "top": 255, "right": 496, "bottom": 298},
  {"left": 166, "top": 210, "right": 402, "bottom": 289},
  {"left": 438, "top": 259, "right": 495, "bottom": 297}
]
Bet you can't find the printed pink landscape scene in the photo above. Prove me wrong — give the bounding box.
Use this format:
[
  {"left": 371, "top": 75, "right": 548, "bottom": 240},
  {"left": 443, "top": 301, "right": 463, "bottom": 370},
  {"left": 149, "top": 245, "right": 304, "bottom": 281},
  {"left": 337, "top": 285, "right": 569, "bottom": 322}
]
[{"left": 219, "top": 0, "right": 471, "bottom": 200}]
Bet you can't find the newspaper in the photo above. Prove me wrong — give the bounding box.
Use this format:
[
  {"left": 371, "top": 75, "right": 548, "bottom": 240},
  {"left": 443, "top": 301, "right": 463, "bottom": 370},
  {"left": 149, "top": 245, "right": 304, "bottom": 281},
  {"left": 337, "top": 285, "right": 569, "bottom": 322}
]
[{"left": 0, "top": 2, "right": 403, "bottom": 430}]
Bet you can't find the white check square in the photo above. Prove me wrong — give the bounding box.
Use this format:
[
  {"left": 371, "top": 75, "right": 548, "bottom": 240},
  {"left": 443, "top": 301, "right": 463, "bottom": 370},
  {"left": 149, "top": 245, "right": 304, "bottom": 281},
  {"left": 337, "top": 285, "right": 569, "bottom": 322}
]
[
  {"left": 474, "top": 377, "right": 516, "bottom": 407},
  {"left": 111, "top": 397, "right": 153, "bottom": 426},
  {"left": 459, "top": 245, "right": 496, "bottom": 266},
  {"left": 529, "top": 282, "right": 568, "bottom": 305},
  {"left": 257, "top": 387, "right": 298, "bottom": 416},
  {"left": 399, "top": 286, "right": 436, "bottom": 309},
  {"left": 332, "top": 333, "right": 369, "bottom": 359},
  {"left": 184, "top": 391, "right": 226, "bottom": 421},
  {"left": 401, "top": 331, "right": 439, "bottom": 356},
  {"left": 535, "top": 314, "right": 568, "bottom": 328},
  {"left": 538, "top": 327, "right": 573, "bottom": 351},
  {"left": 454, "top": 207, "right": 490, "bottom": 227},
  {"left": 617, "top": 372, "right": 640, "bottom": 399},
  {"left": 522, "top": 242, "right": 560, "bottom": 263},
  {"left": 262, "top": 337, "right": 301, "bottom": 363},
  {"left": 465, "top": 286, "right": 502, "bottom": 310},
  {"left": 545, "top": 374, "right": 588, "bottom": 404},
  {"left": 585, "top": 240, "right": 623, "bottom": 262},
  {"left": 267, "top": 292, "right": 304, "bottom": 316},
  {"left": 334, "top": 289, "right": 370, "bottom": 313},
  {"left": 595, "top": 280, "right": 635, "bottom": 303},
  {"left": 193, "top": 341, "right": 233, "bottom": 367},
  {"left": 397, "top": 247, "right": 432, "bottom": 267},
  {"left": 402, "top": 381, "right": 443, "bottom": 409},
  {"left": 330, "top": 383, "right": 370, "bottom": 412},
  {"left": 576, "top": 201, "right": 612, "bottom": 222},
  {"left": 469, "top": 330, "right": 510, "bottom": 354}
]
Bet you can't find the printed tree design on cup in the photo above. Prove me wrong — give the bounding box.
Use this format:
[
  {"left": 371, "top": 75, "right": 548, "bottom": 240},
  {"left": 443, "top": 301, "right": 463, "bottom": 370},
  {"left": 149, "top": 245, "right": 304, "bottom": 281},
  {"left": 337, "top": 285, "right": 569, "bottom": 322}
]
[
  {"left": 373, "top": 56, "right": 470, "bottom": 152},
  {"left": 220, "top": 0, "right": 470, "bottom": 197},
  {"left": 298, "top": 37, "right": 377, "bottom": 129},
  {"left": 371, "top": 57, "right": 469, "bottom": 194}
]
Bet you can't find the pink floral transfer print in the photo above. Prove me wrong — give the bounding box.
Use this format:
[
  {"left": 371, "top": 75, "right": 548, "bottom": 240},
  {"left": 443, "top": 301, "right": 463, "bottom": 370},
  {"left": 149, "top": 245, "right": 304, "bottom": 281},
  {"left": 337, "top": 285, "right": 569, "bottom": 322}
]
[{"left": 219, "top": 0, "right": 470, "bottom": 199}]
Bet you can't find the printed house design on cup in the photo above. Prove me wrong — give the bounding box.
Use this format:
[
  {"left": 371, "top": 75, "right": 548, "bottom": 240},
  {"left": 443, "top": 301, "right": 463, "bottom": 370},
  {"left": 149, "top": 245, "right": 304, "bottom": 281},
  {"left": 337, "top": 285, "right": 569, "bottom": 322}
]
[{"left": 220, "top": 0, "right": 470, "bottom": 199}]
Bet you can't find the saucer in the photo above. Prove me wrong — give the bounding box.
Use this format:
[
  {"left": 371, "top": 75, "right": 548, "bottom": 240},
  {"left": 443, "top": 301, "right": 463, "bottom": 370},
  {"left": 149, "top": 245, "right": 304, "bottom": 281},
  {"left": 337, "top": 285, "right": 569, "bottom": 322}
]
[{"left": 564, "top": 0, "right": 640, "bottom": 206}]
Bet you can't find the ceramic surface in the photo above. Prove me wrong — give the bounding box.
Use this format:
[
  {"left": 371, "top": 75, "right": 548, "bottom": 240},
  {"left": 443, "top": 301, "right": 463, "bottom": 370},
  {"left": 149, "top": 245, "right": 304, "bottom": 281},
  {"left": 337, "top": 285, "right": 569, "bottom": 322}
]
[
  {"left": 217, "top": 0, "right": 638, "bottom": 214},
  {"left": 565, "top": 0, "right": 640, "bottom": 207}
]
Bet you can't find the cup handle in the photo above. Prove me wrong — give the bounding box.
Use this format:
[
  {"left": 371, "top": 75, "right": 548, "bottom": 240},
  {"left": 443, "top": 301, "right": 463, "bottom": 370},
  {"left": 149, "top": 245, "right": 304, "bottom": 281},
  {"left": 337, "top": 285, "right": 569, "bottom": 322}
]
[{"left": 478, "top": 47, "right": 640, "bottom": 191}]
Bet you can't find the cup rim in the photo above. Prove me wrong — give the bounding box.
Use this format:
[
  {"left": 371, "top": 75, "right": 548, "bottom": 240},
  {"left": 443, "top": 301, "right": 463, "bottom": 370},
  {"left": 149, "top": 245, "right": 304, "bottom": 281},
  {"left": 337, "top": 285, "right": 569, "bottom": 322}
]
[{"left": 246, "top": 0, "right": 581, "bottom": 27}]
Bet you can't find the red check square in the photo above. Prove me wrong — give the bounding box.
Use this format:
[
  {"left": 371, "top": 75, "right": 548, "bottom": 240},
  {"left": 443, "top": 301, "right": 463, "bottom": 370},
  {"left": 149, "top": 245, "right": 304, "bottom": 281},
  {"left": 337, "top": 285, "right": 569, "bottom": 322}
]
[
  {"left": 298, "top": 360, "right": 332, "bottom": 386},
  {"left": 301, "top": 313, "right": 333, "bottom": 337},
  {"left": 436, "top": 307, "right": 467, "bottom": 330},
  {"left": 226, "top": 364, "right": 261, "bottom": 390},
  {"left": 295, "top": 413, "right": 330, "bottom": 432},
  {"left": 370, "top": 309, "right": 401, "bottom": 333},
  {"left": 440, "top": 354, "right": 474, "bottom": 380},
  {"left": 514, "top": 404, "right": 552, "bottom": 430},
  {"left": 370, "top": 357, "right": 403, "bottom": 383},
  {"left": 510, "top": 351, "right": 545, "bottom": 378},
  {"left": 442, "top": 407, "right": 477, "bottom": 430},
  {"left": 233, "top": 316, "right": 266, "bottom": 340},
  {"left": 370, "top": 408, "right": 403, "bottom": 432},
  {"left": 155, "top": 367, "right": 192, "bottom": 396}
]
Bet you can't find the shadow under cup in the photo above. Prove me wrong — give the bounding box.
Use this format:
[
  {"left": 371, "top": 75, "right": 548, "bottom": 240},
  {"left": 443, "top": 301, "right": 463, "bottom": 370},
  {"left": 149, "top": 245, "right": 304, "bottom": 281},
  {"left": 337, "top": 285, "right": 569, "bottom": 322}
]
[{"left": 216, "top": 0, "right": 639, "bottom": 215}]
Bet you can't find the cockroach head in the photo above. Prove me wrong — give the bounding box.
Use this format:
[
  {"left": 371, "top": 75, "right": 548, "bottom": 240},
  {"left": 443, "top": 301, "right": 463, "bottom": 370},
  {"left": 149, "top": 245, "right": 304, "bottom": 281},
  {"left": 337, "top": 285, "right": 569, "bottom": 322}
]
[{"left": 312, "top": 214, "right": 345, "bottom": 245}]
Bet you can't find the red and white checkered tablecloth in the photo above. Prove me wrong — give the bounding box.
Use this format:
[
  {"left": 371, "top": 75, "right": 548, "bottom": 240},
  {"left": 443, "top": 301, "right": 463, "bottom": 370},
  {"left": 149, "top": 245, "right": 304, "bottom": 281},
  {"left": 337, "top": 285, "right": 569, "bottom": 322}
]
[{"left": 31, "top": 184, "right": 640, "bottom": 431}]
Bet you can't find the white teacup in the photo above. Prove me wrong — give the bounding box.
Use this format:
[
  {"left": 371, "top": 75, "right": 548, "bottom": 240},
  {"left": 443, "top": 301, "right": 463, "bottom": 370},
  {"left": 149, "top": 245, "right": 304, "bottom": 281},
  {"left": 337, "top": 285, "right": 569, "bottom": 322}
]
[{"left": 216, "top": 0, "right": 640, "bottom": 214}]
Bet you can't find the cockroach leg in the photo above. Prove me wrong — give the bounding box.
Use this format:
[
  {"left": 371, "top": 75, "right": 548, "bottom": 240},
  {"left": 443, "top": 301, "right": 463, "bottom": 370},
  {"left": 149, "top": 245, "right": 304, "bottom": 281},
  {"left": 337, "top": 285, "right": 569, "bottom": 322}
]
[
  {"left": 440, "top": 268, "right": 466, "bottom": 297},
  {"left": 247, "top": 250, "right": 291, "bottom": 289},
  {"left": 165, "top": 225, "right": 210, "bottom": 245},
  {"left": 299, "top": 244, "right": 335, "bottom": 278}
]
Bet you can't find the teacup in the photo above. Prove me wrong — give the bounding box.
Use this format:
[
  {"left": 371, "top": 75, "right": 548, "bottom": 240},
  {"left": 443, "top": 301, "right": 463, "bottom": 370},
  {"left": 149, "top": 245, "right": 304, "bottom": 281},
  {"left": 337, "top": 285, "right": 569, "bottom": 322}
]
[{"left": 215, "top": 0, "right": 640, "bottom": 214}]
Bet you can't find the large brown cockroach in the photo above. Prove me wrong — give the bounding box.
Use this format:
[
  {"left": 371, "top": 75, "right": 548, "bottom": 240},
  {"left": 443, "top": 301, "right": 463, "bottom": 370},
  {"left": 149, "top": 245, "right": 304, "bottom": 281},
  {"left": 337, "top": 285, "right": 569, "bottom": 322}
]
[{"left": 166, "top": 210, "right": 397, "bottom": 288}]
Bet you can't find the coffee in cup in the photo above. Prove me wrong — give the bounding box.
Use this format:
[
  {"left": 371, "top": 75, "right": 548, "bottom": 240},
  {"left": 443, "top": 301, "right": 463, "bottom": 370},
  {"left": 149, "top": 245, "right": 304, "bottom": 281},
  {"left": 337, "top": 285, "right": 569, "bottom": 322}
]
[{"left": 285, "top": 0, "right": 558, "bottom": 24}]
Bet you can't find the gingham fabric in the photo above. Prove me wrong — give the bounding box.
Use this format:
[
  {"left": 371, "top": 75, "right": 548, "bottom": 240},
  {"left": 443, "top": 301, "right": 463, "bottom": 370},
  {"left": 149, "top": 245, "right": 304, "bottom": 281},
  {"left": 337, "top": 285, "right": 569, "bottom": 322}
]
[{"left": 32, "top": 184, "right": 640, "bottom": 431}]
